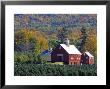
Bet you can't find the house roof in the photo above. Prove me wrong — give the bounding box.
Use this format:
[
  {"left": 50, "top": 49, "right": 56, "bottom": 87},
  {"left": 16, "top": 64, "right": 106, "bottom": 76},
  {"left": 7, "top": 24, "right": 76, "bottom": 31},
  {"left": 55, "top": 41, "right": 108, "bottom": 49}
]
[
  {"left": 40, "top": 50, "right": 52, "bottom": 56},
  {"left": 85, "top": 52, "right": 94, "bottom": 57},
  {"left": 40, "top": 50, "right": 51, "bottom": 61},
  {"left": 60, "top": 44, "right": 81, "bottom": 54}
]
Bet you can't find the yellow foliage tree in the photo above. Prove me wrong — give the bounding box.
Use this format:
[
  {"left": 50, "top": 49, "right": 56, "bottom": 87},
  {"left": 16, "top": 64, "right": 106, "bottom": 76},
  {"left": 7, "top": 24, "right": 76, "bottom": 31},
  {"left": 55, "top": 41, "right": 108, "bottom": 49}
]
[
  {"left": 68, "top": 29, "right": 81, "bottom": 44},
  {"left": 14, "top": 29, "right": 48, "bottom": 54},
  {"left": 83, "top": 30, "right": 97, "bottom": 58}
]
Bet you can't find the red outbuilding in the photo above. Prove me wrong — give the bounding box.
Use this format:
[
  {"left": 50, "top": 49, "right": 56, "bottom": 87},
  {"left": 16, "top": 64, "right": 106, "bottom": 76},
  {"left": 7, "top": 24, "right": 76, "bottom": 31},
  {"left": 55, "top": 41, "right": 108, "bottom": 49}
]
[{"left": 81, "top": 52, "right": 94, "bottom": 64}]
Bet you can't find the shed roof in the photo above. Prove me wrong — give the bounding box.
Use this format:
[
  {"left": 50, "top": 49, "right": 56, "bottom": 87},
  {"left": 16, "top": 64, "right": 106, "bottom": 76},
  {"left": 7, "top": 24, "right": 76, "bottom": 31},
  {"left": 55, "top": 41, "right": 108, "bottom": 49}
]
[
  {"left": 60, "top": 44, "right": 81, "bottom": 54},
  {"left": 85, "top": 52, "right": 94, "bottom": 57}
]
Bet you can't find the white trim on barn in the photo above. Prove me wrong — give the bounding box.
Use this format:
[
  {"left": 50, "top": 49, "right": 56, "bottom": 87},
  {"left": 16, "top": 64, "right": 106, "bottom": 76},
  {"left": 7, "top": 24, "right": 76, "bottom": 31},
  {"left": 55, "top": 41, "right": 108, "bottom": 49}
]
[{"left": 57, "top": 54, "right": 63, "bottom": 56}]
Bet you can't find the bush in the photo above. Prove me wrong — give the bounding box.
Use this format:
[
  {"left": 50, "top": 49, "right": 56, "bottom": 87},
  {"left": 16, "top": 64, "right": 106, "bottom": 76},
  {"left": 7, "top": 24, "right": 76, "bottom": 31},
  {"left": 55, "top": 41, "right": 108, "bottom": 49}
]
[
  {"left": 14, "top": 52, "right": 30, "bottom": 62},
  {"left": 14, "top": 62, "right": 97, "bottom": 76}
]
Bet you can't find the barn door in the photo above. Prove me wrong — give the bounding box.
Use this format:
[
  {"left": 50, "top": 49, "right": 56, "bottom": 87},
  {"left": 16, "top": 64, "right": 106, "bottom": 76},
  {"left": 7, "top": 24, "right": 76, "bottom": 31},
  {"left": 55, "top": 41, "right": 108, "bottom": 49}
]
[{"left": 57, "top": 54, "right": 63, "bottom": 61}]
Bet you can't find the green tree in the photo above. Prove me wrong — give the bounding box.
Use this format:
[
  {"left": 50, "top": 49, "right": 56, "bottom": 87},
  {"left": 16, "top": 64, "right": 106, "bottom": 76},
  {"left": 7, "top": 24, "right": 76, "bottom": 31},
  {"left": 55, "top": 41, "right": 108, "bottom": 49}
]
[
  {"left": 77, "top": 27, "right": 88, "bottom": 52},
  {"left": 48, "top": 39, "right": 59, "bottom": 49},
  {"left": 57, "top": 27, "right": 69, "bottom": 44}
]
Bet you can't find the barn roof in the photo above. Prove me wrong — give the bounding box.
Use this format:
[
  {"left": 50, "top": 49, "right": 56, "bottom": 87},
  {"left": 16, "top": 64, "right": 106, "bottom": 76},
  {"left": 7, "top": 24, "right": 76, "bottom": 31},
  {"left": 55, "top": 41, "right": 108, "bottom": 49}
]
[
  {"left": 85, "top": 52, "right": 94, "bottom": 57},
  {"left": 60, "top": 44, "right": 81, "bottom": 54}
]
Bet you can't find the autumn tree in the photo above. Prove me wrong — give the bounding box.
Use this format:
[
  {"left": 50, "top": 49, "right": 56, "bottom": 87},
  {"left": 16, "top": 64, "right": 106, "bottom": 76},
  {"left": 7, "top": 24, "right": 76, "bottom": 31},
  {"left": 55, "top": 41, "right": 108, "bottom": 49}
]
[
  {"left": 68, "top": 29, "right": 81, "bottom": 45},
  {"left": 83, "top": 29, "right": 97, "bottom": 59},
  {"left": 14, "top": 29, "right": 48, "bottom": 62}
]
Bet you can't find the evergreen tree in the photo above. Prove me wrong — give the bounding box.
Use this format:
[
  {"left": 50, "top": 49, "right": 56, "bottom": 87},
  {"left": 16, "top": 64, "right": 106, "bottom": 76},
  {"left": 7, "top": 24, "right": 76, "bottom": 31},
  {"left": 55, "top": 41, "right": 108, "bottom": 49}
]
[
  {"left": 57, "top": 27, "right": 68, "bottom": 44},
  {"left": 77, "top": 26, "right": 87, "bottom": 52},
  {"left": 48, "top": 39, "right": 60, "bottom": 49}
]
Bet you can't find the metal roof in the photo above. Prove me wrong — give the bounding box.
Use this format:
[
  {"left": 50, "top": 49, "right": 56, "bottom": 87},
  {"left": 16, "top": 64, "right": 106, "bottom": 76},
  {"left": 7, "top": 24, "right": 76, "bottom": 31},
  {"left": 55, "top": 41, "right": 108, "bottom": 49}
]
[
  {"left": 85, "top": 52, "right": 94, "bottom": 57},
  {"left": 60, "top": 44, "right": 81, "bottom": 55}
]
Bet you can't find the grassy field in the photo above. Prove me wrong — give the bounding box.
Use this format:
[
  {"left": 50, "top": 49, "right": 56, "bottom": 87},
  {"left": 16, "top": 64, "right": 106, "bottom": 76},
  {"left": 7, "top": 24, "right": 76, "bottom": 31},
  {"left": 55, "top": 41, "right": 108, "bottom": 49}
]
[
  {"left": 46, "top": 62, "right": 64, "bottom": 65},
  {"left": 14, "top": 62, "right": 97, "bottom": 76}
]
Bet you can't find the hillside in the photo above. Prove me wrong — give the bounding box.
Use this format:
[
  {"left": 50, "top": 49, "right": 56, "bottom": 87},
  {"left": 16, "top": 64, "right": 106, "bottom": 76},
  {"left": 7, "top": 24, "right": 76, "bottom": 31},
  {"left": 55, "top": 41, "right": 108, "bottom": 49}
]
[{"left": 14, "top": 14, "right": 97, "bottom": 31}]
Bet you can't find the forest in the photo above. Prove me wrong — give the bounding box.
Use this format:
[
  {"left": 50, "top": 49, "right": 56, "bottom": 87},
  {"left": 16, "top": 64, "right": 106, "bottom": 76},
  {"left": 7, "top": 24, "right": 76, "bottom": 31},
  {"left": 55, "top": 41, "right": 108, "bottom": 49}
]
[{"left": 14, "top": 14, "right": 97, "bottom": 76}]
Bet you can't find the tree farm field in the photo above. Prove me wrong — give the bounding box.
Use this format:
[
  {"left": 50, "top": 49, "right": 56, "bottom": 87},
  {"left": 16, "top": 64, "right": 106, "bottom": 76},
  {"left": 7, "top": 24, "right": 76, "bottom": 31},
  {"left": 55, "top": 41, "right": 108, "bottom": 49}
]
[{"left": 14, "top": 14, "right": 97, "bottom": 76}]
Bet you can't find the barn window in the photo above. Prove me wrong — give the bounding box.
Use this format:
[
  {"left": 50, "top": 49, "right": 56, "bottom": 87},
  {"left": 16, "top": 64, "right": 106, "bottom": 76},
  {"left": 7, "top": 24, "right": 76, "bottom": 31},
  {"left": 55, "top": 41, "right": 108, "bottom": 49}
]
[
  {"left": 71, "top": 57, "right": 74, "bottom": 60},
  {"left": 57, "top": 54, "right": 63, "bottom": 56}
]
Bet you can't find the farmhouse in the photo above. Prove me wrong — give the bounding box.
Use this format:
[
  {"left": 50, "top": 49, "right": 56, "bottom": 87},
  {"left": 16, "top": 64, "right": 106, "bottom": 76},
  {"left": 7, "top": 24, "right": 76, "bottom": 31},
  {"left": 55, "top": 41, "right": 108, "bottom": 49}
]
[
  {"left": 81, "top": 52, "right": 94, "bottom": 64},
  {"left": 51, "top": 38, "right": 82, "bottom": 65}
]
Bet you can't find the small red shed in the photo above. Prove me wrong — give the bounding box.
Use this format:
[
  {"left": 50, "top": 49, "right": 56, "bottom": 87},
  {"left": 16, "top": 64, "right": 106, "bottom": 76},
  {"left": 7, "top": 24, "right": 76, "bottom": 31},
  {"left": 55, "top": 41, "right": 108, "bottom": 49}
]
[
  {"left": 81, "top": 52, "right": 94, "bottom": 64},
  {"left": 51, "top": 43, "right": 81, "bottom": 65}
]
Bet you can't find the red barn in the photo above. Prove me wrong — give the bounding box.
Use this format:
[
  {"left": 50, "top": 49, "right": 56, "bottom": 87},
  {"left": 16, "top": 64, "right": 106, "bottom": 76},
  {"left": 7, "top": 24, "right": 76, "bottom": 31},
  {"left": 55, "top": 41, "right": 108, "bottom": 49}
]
[
  {"left": 51, "top": 43, "right": 81, "bottom": 65},
  {"left": 81, "top": 52, "right": 94, "bottom": 64}
]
